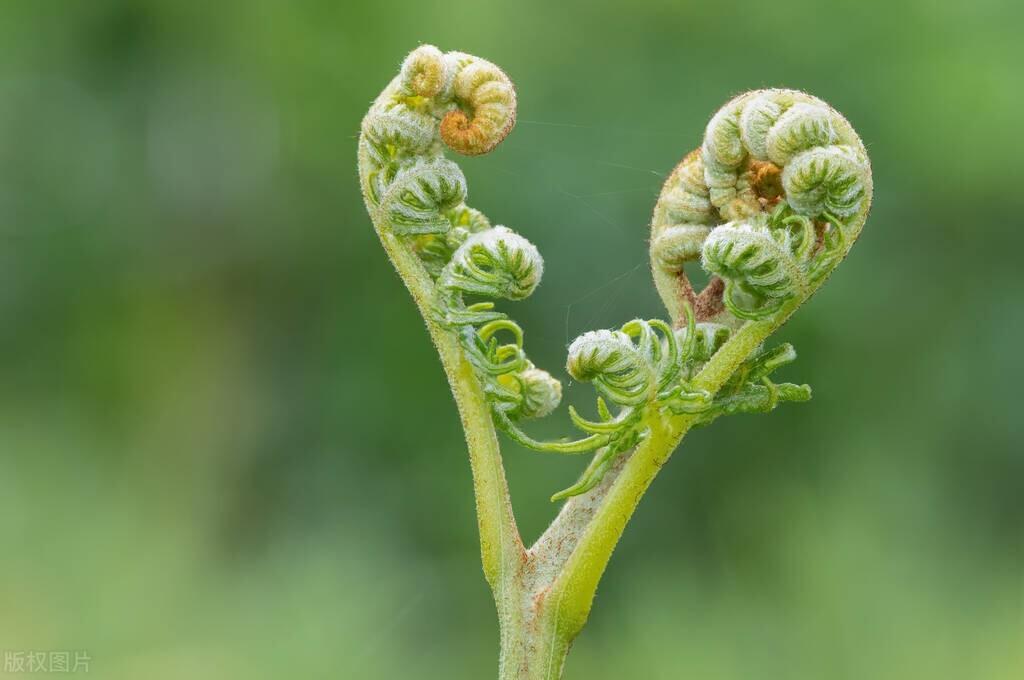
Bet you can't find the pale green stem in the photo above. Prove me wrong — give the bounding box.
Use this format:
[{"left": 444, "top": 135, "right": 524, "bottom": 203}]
[
  {"left": 534, "top": 317, "right": 775, "bottom": 649},
  {"left": 536, "top": 201, "right": 869, "bottom": 659},
  {"left": 651, "top": 262, "right": 691, "bottom": 328},
  {"left": 371, "top": 227, "right": 529, "bottom": 661}
]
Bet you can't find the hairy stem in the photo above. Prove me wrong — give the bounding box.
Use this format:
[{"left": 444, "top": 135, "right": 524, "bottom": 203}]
[
  {"left": 538, "top": 188, "right": 868, "bottom": 648},
  {"left": 374, "top": 227, "right": 527, "bottom": 596},
  {"left": 540, "top": 308, "right": 807, "bottom": 647}
]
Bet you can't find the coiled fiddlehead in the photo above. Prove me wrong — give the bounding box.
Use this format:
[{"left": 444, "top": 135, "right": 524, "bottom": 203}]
[
  {"left": 651, "top": 89, "right": 873, "bottom": 326},
  {"left": 435, "top": 227, "right": 562, "bottom": 424},
  {"left": 359, "top": 45, "right": 565, "bottom": 464},
  {"left": 360, "top": 45, "right": 517, "bottom": 231},
  {"left": 441, "top": 226, "right": 543, "bottom": 302}
]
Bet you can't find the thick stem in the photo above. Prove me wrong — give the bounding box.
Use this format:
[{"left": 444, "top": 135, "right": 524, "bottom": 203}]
[
  {"left": 371, "top": 206, "right": 580, "bottom": 679},
  {"left": 538, "top": 314, "right": 789, "bottom": 645},
  {"left": 373, "top": 228, "right": 526, "bottom": 598},
  {"left": 498, "top": 607, "right": 571, "bottom": 680},
  {"left": 505, "top": 457, "right": 630, "bottom": 679}
]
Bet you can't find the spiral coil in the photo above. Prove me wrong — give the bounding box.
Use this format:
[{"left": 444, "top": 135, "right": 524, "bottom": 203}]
[
  {"left": 651, "top": 88, "right": 872, "bottom": 325},
  {"left": 359, "top": 45, "right": 562, "bottom": 437}
]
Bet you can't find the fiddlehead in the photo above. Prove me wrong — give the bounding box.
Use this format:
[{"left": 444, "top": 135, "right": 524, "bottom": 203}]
[
  {"left": 440, "top": 226, "right": 543, "bottom": 302},
  {"left": 650, "top": 89, "right": 872, "bottom": 326},
  {"left": 376, "top": 158, "right": 467, "bottom": 235},
  {"left": 436, "top": 227, "right": 563, "bottom": 426},
  {"left": 440, "top": 59, "right": 517, "bottom": 156},
  {"left": 701, "top": 201, "right": 822, "bottom": 319},
  {"left": 359, "top": 45, "right": 569, "bottom": 482},
  {"left": 548, "top": 318, "right": 681, "bottom": 499}
]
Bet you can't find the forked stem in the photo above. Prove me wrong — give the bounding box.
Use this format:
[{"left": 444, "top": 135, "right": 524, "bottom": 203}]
[{"left": 360, "top": 48, "right": 872, "bottom": 679}]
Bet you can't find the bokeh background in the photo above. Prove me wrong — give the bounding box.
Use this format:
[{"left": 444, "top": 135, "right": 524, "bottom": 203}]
[{"left": 1, "top": 1, "right": 1021, "bottom": 678}]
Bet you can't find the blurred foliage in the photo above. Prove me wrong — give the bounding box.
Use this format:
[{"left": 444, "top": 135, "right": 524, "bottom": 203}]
[{"left": 0, "top": 1, "right": 1021, "bottom": 678}]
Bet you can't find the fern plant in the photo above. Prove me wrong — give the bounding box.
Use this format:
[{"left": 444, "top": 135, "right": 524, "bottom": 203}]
[{"left": 358, "top": 45, "right": 873, "bottom": 679}]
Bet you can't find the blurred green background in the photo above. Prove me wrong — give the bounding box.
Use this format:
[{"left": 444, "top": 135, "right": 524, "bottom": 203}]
[{"left": 1, "top": 1, "right": 1021, "bottom": 678}]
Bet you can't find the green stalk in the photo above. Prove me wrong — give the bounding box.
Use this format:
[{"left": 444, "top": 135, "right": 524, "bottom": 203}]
[
  {"left": 538, "top": 317, "right": 779, "bottom": 648},
  {"left": 371, "top": 227, "right": 531, "bottom": 663}
]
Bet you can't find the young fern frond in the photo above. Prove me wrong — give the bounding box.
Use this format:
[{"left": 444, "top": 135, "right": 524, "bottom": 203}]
[
  {"left": 359, "top": 48, "right": 872, "bottom": 680},
  {"left": 652, "top": 88, "right": 872, "bottom": 326}
]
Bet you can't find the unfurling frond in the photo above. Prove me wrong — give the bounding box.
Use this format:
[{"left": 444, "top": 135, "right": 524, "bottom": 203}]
[{"left": 651, "top": 88, "right": 872, "bottom": 327}]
